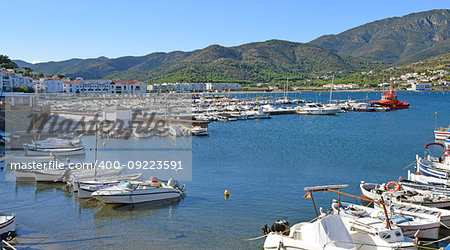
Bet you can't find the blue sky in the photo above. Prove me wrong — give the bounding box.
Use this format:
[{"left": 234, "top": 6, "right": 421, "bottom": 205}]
[{"left": 1, "top": 0, "right": 449, "bottom": 63}]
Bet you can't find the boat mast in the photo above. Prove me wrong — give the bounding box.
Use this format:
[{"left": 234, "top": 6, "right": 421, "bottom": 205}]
[
  {"left": 329, "top": 75, "right": 334, "bottom": 104},
  {"left": 94, "top": 124, "right": 98, "bottom": 181}
]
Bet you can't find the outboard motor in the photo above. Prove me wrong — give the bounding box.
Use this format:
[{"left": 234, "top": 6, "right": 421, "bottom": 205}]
[
  {"left": 167, "top": 178, "right": 179, "bottom": 188},
  {"left": 261, "top": 220, "right": 290, "bottom": 235}
]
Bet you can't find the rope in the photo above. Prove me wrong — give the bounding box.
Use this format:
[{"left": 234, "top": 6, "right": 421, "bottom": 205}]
[
  {"left": 241, "top": 217, "right": 318, "bottom": 241},
  {"left": 420, "top": 235, "right": 450, "bottom": 246},
  {"left": 403, "top": 159, "right": 417, "bottom": 170},
  {"left": 440, "top": 221, "right": 450, "bottom": 230}
]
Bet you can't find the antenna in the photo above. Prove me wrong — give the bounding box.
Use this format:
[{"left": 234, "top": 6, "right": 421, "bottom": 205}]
[{"left": 435, "top": 112, "right": 438, "bottom": 130}]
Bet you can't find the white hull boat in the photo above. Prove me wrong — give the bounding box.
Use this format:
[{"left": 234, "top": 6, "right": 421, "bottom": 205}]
[
  {"left": 338, "top": 215, "right": 415, "bottom": 249},
  {"left": 360, "top": 181, "right": 450, "bottom": 209},
  {"left": 434, "top": 126, "right": 450, "bottom": 140},
  {"left": 332, "top": 201, "right": 440, "bottom": 240},
  {"left": 92, "top": 179, "right": 185, "bottom": 204},
  {"left": 25, "top": 146, "right": 85, "bottom": 156},
  {"left": 263, "top": 214, "right": 356, "bottom": 250},
  {"left": 0, "top": 215, "right": 16, "bottom": 240},
  {"left": 296, "top": 103, "right": 340, "bottom": 115}
]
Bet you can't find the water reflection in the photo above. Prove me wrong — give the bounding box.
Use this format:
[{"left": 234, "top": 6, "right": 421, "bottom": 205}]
[{"left": 93, "top": 197, "right": 183, "bottom": 219}]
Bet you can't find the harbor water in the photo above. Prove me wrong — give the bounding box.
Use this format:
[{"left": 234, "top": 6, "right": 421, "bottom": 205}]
[{"left": 1, "top": 91, "right": 450, "bottom": 249}]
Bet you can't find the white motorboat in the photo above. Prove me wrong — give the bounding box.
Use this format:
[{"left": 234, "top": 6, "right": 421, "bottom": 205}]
[
  {"left": 360, "top": 181, "right": 450, "bottom": 209},
  {"left": 0, "top": 215, "right": 16, "bottom": 240},
  {"left": 92, "top": 178, "right": 186, "bottom": 204},
  {"left": 189, "top": 126, "right": 209, "bottom": 136},
  {"left": 331, "top": 201, "right": 440, "bottom": 240},
  {"left": 296, "top": 103, "right": 340, "bottom": 115},
  {"left": 263, "top": 214, "right": 356, "bottom": 250}
]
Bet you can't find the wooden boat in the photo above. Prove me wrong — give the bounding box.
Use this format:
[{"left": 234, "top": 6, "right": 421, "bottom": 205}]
[
  {"left": 360, "top": 181, "right": 450, "bottom": 209},
  {"left": 331, "top": 201, "right": 440, "bottom": 239}
]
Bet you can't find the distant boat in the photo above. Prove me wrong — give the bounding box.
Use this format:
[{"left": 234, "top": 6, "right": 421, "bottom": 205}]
[
  {"left": 296, "top": 103, "right": 340, "bottom": 115},
  {"left": 370, "top": 82, "right": 409, "bottom": 109}
]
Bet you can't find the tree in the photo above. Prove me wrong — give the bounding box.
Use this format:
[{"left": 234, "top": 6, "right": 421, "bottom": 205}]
[
  {"left": 56, "top": 73, "right": 65, "bottom": 79},
  {"left": 0, "top": 54, "right": 18, "bottom": 69},
  {"left": 36, "top": 72, "right": 44, "bottom": 78}
]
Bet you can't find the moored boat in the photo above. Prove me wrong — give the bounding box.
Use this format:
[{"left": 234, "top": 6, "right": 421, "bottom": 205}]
[
  {"left": 0, "top": 215, "right": 16, "bottom": 241},
  {"left": 92, "top": 178, "right": 186, "bottom": 204},
  {"left": 369, "top": 83, "right": 409, "bottom": 110},
  {"left": 331, "top": 201, "right": 440, "bottom": 240}
]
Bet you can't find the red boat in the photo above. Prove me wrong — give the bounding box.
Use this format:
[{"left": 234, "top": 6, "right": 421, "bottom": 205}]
[{"left": 370, "top": 83, "right": 409, "bottom": 110}]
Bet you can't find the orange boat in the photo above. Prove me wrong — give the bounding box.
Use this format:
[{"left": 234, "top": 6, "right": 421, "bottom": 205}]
[{"left": 370, "top": 83, "right": 409, "bottom": 110}]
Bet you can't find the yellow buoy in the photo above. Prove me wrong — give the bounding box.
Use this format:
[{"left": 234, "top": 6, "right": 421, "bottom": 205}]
[
  {"left": 102, "top": 142, "right": 106, "bottom": 147},
  {"left": 224, "top": 190, "right": 230, "bottom": 196}
]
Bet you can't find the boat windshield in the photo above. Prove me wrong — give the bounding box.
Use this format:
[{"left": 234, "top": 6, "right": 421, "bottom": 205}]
[{"left": 118, "top": 181, "right": 136, "bottom": 190}]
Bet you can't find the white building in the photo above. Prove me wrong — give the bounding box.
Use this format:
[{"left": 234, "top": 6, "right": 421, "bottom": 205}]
[
  {"left": 41, "top": 79, "right": 64, "bottom": 93},
  {"left": 0, "top": 69, "right": 34, "bottom": 92},
  {"left": 149, "top": 83, "right": 206, "bottom": 92},
  {"left": 322, "top": 83, "right": 359, "bottom": 90},
  {"left": 205, "top": 83, "right": 241, "bottom": 91},
  {"left": 407, "top": 82, "right": 432, "bottom": 91},
  {"left": 63, "top": 78, "right": 146, "bottom": 94}
]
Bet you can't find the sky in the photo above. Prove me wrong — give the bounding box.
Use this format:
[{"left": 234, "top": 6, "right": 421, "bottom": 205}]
[{"left": 1, "top": 0, "right": 449, "bottom": 63}]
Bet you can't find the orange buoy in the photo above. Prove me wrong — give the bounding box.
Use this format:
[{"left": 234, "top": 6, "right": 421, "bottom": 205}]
[{"left": 386, "top": 181, "right": 400, "bottom": 192}]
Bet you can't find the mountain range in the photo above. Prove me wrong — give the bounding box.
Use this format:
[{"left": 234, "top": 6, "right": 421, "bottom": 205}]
[{"left": 13, "top": 9, "right": 450, "bottom": 84}]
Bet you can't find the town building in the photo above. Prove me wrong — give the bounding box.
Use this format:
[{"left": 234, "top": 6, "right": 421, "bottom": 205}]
[
  {"left": 0, "top": 69, "right": 34, "bottom": 92},
  {"left": 62, "top": 78, "right": 146, "bottom": 94}
]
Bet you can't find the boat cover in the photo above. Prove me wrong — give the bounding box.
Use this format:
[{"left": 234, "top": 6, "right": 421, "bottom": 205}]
[{"left": 301, "top": 214, "right": 355, "bottom": 249}]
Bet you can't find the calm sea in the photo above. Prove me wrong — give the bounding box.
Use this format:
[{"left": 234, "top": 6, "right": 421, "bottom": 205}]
[{"left": 1, "top": 91, "right": 449, "bottom": 249}]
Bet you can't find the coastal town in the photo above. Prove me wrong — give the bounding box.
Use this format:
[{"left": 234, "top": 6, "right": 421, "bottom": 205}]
[
  {"left": 1, "top": 67, "right": 449, "bottom": 94},
  {"left": 2, "top": 3, "right": 450, "bottom": 250}
]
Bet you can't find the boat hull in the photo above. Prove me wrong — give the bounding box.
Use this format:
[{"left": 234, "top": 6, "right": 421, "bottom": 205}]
[
  {"left": 0, "top": 216, "right": 16, "bottom": 240},
  {"left": 92, "top": 188, "right": 181, "bottom": 204}
]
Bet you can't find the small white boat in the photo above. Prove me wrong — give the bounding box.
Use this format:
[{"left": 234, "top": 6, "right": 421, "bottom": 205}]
[
  {"left": 263, "top": 214, "right": 356, "bottom": 250},
  {"left": 332, "top": 201, "right": 440, "bottom": 240},
  {"left": 189, "top": 126, "right": 209, "bottom": 136},
  {"left": 0, "top": 215, "right": 16, "bottom": 240},
  {"left": 92, "top": 178, "right": 186, "bottom": 204},
  {"left": 434, "top": 125, "right": 450, "bottom": 140},
  {"left": 132, "top": 129, "right": 153, "bottom": 138},
  {"left": 23, "top": 136, "right": 83, "bottom": 149},
  {"left": 25, "top": 146, "right": 86, "bottom": 156},
  {"left": 296, "top": 103, "right": 340, "bottom": 115}
]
